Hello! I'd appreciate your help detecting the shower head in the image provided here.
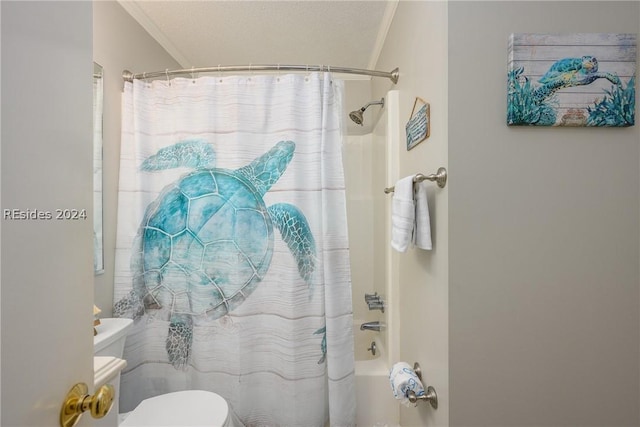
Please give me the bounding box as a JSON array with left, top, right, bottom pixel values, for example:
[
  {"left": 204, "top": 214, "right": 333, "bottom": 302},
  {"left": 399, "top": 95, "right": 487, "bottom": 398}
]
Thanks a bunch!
[
  {"left": 349, "top": 98, "right": 385, "bottom": 125},
  {"left": 349, "top": 110, "right": 364, "bottom": 125}
]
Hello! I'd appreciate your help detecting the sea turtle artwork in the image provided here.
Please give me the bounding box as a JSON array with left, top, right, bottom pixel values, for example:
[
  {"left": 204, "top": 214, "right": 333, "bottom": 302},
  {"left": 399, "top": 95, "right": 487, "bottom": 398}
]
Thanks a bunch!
[
  {"left": 507, "top": 33, "right": 636, "bottom": 126},
  {"left": 532, "top": 56, "right": 621, "bottom": 103},
  {"left": 114, "top": 139, "right": 320, "bottom": 368}
]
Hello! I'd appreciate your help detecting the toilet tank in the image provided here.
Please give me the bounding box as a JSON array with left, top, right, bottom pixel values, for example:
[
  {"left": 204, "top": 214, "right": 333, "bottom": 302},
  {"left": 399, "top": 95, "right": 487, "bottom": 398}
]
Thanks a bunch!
[{"left": 94, "top": 318, "right": 133, "bottom": 357}]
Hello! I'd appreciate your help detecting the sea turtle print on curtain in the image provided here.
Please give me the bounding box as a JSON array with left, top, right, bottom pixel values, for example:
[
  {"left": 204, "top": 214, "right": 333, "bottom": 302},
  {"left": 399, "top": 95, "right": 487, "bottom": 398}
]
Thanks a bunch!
[
  {"left": 114, "top": 139, "right": 319, "bottom": 368},
  {"left": 508, "top": 33, "right": 636, "bottom": 126},
  {"left": 115, "top": 73, "right": 355, "bottom": 426}
]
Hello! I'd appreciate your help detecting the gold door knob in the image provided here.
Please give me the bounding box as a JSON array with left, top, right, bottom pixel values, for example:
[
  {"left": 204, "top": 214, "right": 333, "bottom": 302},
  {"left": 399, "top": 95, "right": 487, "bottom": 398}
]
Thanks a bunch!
[{"left": 60, "top": 382, "right": 114, "bottom": 427}]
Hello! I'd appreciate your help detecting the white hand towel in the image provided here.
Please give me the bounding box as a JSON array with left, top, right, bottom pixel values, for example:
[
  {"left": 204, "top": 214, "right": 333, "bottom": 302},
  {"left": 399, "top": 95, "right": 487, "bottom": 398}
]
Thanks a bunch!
[
  {"left": 390, "top": 176, "right": 415, "bottom": 252},
  {"left": 389, "top": 362, "right": 425, "bottom": 407},
  {"left": 413, "top": 181, "right": 432, "bottom": 250}
]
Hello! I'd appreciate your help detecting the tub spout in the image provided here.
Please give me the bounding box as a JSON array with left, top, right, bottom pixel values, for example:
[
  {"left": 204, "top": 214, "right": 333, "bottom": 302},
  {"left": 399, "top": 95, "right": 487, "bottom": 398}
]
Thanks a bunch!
[{"left": 360, "top": 321, "right": 385, "bottom": 332}]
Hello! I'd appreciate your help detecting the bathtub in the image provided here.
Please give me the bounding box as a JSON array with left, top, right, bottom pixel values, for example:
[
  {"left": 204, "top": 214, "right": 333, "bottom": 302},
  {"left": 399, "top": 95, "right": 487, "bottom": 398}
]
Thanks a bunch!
[{"left": 354, "top": 322, "right": 399, "bottom": 427}]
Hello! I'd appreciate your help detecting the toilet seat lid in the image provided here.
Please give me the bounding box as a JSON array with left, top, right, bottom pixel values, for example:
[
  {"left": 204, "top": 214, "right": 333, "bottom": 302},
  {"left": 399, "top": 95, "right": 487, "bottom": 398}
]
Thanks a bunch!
[{"left": 120, "top": 390, "right": 229, "bottom": 427}]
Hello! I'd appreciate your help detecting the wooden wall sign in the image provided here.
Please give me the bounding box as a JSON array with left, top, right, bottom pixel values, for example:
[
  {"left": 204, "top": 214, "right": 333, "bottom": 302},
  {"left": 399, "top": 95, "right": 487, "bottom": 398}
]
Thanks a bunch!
[{"left": 406, "top": 97, "right": 430, "bottom": 150}]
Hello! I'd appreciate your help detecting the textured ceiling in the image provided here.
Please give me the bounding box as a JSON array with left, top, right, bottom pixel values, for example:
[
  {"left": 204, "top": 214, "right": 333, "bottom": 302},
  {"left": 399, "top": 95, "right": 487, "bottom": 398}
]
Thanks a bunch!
[{"left": 119, "top": 1, "right": 395, "bottom": 71}]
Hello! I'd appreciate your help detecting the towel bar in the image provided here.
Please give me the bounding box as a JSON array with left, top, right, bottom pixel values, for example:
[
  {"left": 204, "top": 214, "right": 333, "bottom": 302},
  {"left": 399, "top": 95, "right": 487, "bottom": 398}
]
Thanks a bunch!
[{"left": 384, "top": 167, "right": 447, "bottom": 193}]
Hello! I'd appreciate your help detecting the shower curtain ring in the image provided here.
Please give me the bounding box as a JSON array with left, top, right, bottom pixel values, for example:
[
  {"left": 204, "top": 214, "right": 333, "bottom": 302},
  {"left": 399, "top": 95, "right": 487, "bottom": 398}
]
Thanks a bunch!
[{"left": 165, "top": 69, "right": 171, "bottom": 85}]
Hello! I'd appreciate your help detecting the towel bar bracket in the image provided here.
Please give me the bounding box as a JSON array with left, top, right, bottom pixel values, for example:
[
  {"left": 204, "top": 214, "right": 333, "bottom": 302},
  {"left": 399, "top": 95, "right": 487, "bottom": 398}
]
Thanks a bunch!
[
  {"left": 430, "top": 167, "right": 448, "bottom": 189},
  {"left": 384, "top": 167, "right": 447, "bottom": 194}
]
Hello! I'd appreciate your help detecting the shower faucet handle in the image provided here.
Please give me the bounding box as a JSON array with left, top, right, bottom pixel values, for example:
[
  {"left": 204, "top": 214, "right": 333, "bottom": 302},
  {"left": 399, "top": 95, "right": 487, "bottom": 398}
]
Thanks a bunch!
[
  {"left": 365, "top": 292, "right": 385, "bottom": 313},
  {"left": 364, "top": 292, "right": 379, "bottom": 302},
  {"left": 367, "top": 300, "right": 385, "bottom": 313}
]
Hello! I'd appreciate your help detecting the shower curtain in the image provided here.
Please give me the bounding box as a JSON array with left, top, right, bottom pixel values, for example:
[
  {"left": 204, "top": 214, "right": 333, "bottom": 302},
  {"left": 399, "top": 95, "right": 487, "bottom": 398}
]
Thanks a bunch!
[{"left": 114, "top": 73, "right": 355, "bottom": 426}]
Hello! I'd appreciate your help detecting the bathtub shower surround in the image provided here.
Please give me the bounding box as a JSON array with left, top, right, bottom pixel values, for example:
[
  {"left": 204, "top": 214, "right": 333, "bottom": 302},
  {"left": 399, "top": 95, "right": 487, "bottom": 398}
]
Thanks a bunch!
[
  {"left": 114, "top": 73, "right": 355, "bottom": 426},
  {"left": 344, "top": 90, "right": 404, "bottom": 427}
]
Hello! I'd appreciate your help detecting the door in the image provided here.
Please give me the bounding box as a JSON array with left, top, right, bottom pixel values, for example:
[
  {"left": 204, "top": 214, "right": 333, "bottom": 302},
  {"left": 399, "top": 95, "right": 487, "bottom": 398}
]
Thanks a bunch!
[{"left": 1, "top": 2, "right": 95, "bottom": 426}]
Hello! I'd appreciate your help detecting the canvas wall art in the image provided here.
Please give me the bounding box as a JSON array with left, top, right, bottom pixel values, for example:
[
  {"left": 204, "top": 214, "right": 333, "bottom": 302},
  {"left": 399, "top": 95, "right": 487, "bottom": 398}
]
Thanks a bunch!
[{"left": 508, "top": 33, "right": 636, "bottom": 127}]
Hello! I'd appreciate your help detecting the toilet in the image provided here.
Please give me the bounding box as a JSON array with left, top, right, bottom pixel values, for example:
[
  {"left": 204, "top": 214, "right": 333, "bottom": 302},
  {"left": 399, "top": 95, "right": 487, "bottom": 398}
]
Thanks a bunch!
[{"left": 94, "top": 318, "right": 244, "bottom": 427}]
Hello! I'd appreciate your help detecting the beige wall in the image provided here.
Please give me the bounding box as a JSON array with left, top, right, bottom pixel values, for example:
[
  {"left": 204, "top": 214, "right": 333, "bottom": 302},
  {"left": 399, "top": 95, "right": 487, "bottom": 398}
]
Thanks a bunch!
[
  {"left": 375, "top": 1, "right": 639, "bottom": 426},
  {"left": 93, "top": 1, "right": 180, "bottom": 316},
  {"left": 374, "top": 2, "right": 450, "bottom": 426},
  {"left": 449, "top": 2, "right": 640, "bottom": 426}
]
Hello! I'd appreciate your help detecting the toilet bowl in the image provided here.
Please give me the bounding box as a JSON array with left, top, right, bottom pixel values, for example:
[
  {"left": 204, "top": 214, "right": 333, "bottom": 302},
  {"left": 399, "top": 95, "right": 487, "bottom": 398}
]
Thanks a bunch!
[
  {"left": 94, "top": 318, "right": 243, "bottom": 427},
  {"left": 120, "top": 390, "right": 233, "bottom": 427}
]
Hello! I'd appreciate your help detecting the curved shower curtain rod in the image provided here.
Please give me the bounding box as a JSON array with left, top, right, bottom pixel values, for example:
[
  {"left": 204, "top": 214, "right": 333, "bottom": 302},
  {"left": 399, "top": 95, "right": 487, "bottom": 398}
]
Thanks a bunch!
[{"left": 122, "top": 65, "right": 399, "bottom": 84}]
